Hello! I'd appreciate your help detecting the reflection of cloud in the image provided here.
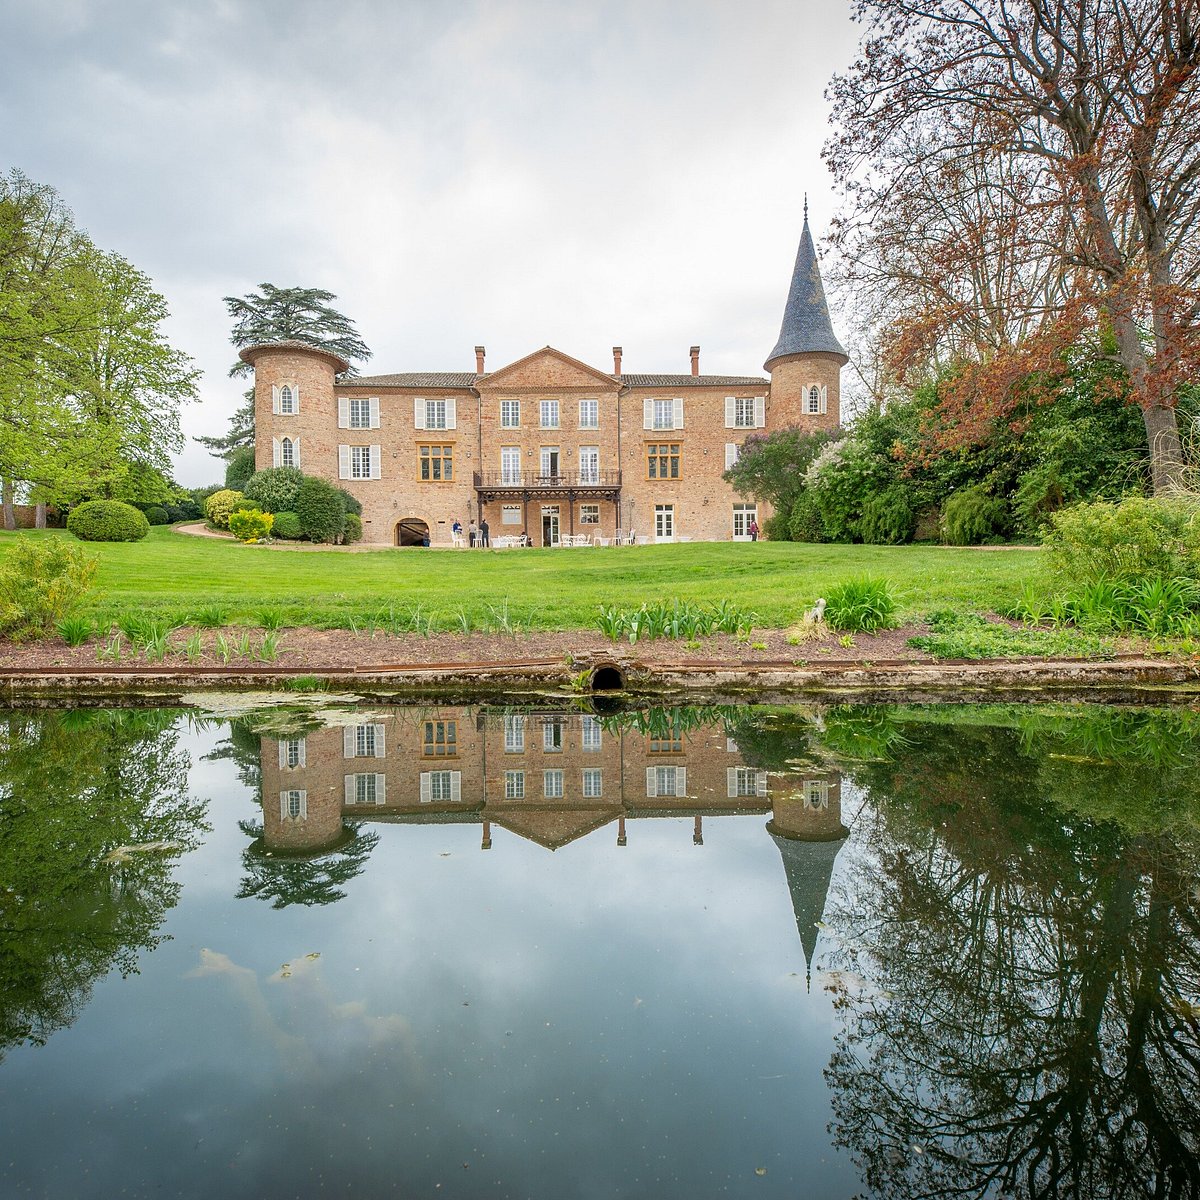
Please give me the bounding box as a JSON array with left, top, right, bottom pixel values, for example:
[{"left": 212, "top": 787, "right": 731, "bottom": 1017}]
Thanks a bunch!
[{"left": 187, "top": 948, "right": 415, "bottom": 1075}]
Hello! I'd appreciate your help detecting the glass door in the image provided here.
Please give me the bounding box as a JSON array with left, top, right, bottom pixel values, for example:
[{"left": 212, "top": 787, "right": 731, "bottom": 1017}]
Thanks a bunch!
[
  {"left": 541, "top": 505, "right": 560, "bottom": 547},
  {"left": 579, "top": 445, "right": 599, "bottom": 484},
  {"left": 654, "top": 504, "right": 675, "bottom": 543},
  {"left": 500, "top": 446, "right": 521, "bottom": 484},
  {"left": 732, "top": 504, "right": 757, "bottom": 541},
  {"left": 540, "top": 447, "right": 560, "bottom": 482}
]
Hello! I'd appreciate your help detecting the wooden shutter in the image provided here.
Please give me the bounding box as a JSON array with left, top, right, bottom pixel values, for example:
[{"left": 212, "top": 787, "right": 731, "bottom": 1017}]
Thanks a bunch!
[
  {"left": 414, "top": 398, "right": 426, "bottom": 429},
  {"left": 724, "top": 443, "right": 738, "bottom": 469},
  {"left": 419, "top": 772, "right": 432, "bottom": 803},
  {"left": 338, "top": 397, "right": 349, "bottom": 428},
  {"left": 645, "top": 767, "right": 657, "bottom": 798},
  {"left": 450, "top": 771, "right": 461, "bottom": 801},
  {"left": 675, "top": 767, "right": 687, "bottom": 797},
  {"left": 756, "top": 771, "right": 768, "bottom": 797},
  {"left": 271, "top": 384, "right": 280, "bottom": 414},
  {"left": 338, "top": 445, "right": 351, "bottom": 480},
  {"left": 445, "top": 397, "right": 456, "bottom": 430},
  {"left": 279, "top": 742, "right": 289, "bottom": 769},
  {"left": 293, "top": 437, "right": 301, "bottom": 470},
  {"left": 754, "top": 396, "right": 766, "bottom": 427},
  {"left": 272, "top": 438, "right": 281, "bottom": 468},
  {"left": 343, "top": 727, "right": 356, "bottom": 758},
  {"left": 820, "top": 386, "right": 828, "bottom": 415},
  {"left": 297, "top": 738, "right": 306, "bottom": 767},
  {"left": 293, "top": 385, "right": 300, "bottom": 413},
  {"left": 673, "top": 397, "right": 684, "bottom": 429},
  {"left": 372, "top": 724, "right": 386, "bottom": 757},
  {"left": 643, "top": 399, "right": 654, "bottom": 430},
  {"left": 344, "top": 775, "right": 355, "bottom": 804},
  {"left": 369, "top": 446, "right": 382, "bottom": 480},
  {"left": 374, "top": 774, "right": 387, "bottom": 805},
  {"left": 369, "top": 397, "right": 380, "bottom": 429},
  {"left": 727, "top": 767, "right": 737, "bottom": 799},
  {"left": 724, "top": 397, "right": 736, "bottom": 428}
]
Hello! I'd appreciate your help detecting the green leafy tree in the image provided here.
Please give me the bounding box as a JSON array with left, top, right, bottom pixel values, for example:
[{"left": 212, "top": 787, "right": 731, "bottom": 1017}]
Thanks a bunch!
[{"left": 197, "top": 284, "right": 371, "bottom": 460}]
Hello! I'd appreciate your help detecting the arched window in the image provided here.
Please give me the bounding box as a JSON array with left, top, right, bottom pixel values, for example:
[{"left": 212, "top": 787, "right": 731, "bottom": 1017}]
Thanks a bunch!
[
  {"left": 807, "top": 385, "right": 821, "bottom": 414},
  {"left": 279, "top": 384, "right": 295, "bottom": 414},
  {"left": 281, "top": 437, "right": 295, "bottom": 468}
]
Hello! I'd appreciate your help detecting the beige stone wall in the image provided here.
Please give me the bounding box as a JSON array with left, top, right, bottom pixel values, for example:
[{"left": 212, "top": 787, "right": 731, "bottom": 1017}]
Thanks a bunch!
[
  {"left": 766, "top": 353, "right": 843, "bottom": 433},
  {"left": 252, "top": 347, "right": 339, "bottom": 478}
]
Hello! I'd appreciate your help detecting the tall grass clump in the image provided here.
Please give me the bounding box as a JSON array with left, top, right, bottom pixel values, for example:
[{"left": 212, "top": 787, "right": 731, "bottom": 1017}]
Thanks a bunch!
[{"left": 823, "top": 577, "right": 898, "bottom": 633}]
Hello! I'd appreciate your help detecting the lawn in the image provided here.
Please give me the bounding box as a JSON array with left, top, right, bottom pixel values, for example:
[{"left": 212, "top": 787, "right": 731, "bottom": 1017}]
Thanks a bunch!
[{"left": 0, "top": 527, "right": 1042, "bottom": 632}]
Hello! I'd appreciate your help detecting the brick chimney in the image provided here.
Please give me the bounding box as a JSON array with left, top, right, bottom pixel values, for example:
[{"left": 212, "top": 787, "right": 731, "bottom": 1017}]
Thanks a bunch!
[
  {"left": 474, "top": 345, "right": 486, "bottom": 374},
  {"left": 612, "top": 346, "right": 623, "bottom": 376},
  {"left": 690, "top": 345, "right": 700, "bottom": 376}
]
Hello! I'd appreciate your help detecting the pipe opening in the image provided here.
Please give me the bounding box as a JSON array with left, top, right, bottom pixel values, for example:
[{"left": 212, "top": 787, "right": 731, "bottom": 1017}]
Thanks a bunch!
[{"left": 590, "top": 664, "right": 625, "bottom": 692}]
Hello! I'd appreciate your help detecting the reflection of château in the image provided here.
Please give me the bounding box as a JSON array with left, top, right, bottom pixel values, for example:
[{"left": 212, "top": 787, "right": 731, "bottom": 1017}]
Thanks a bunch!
[{"left": 256, "top": 708, "right": 848, "bottom": 977}]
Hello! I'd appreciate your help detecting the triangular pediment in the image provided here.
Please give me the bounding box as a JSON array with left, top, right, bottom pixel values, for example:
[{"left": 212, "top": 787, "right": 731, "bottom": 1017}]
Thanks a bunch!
[
  {"left": 479, "top": 346, "right": 618, "bottom": 391},
  {"left": 491, "top": 807, "right": 618, "bottom": 850}
]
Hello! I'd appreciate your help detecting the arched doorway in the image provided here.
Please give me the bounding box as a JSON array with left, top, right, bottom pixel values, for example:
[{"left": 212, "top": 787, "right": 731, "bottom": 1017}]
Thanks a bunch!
[{"left": 395, "top": 518, "right": 430, "bottom": 547}]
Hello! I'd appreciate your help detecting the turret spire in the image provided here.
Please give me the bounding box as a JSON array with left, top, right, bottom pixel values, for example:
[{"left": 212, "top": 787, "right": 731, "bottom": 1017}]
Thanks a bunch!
[{"left": 764, "top": 206, "right": 848, "bottom": 372}]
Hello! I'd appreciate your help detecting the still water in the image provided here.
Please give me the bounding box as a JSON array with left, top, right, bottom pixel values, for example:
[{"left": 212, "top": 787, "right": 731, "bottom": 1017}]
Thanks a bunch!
[{"left": 1, "top": 700, "right": 1198, "bottom": 1199}]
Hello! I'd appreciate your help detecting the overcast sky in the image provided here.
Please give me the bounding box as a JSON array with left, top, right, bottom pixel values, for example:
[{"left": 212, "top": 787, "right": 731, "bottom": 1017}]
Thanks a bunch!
[{"left": 1, "top": 0, "right": 861, "bottom": 486}]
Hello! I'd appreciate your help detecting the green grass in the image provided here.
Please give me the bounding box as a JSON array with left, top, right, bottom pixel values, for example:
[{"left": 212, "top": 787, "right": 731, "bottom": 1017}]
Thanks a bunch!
[
  {"left": 0, "top": 527, "right": 1041, "bottom": 632},
  {"left": 908, "top": 611, "right": 1114, "bottom": 660}
]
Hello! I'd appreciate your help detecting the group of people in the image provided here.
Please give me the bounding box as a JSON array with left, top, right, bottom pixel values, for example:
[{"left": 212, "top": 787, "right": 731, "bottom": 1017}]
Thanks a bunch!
[{"left": 452, "top": 518, "right": 492, "bottom": 548}]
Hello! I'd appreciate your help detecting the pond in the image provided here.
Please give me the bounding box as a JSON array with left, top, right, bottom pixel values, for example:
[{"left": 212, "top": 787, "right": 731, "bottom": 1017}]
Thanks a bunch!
[{"left": 1, "top": 699, "right": 1198, "bottom": 1199}]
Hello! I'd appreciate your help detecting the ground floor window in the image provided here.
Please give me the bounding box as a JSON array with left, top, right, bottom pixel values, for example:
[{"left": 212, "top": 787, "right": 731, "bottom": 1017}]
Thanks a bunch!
[
  {"left": 543, "top": 769, "right": 564, "bottom": 799},
  {"left": 803, "top": 780, "right": 830, "bottom": 810},
  {"left": 582, "top": 768, "right": 603, "bottom": 798},
  {"left": 579, "top": 504, "right": 600, "bottom": 525},
  {"left": 733, "top": 503, "right": 758, "bottom": 541},
  {"left": 728, "top": 767, "right": 767, "bottom": 798},
  {"left": 654, "top": 504, "right": 675, "bottom": 542},
  {"left": 421, "top": 770, "right": 460, "bottom": 802},
  {"left": 423, "top": 719, "right": 457, "bottom": 757},
  {"left": 502, "top": 504, "right": 522, "bottom": 525},
  {"left": 505, "top": 770, "right": 525, "bottom": 799},
  {"left": 347, "top": 773, "right": 386, "bottom": 805}
]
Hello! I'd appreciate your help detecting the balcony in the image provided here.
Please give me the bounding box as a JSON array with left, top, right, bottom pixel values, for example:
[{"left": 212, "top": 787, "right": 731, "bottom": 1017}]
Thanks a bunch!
[{"left": 473, "top": 470, "right": 622, "bottom": 500}]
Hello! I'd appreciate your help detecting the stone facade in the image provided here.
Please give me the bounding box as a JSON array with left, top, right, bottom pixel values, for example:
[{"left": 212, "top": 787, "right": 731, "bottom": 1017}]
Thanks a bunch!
[{"left": 245, "top": 218, "right": 847, "bottom": 546}]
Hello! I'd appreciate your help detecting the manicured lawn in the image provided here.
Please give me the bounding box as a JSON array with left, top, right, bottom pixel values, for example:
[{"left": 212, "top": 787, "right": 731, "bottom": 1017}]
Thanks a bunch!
[{"left": 0, "top": 527, "right": 1042, "bottom": 631}]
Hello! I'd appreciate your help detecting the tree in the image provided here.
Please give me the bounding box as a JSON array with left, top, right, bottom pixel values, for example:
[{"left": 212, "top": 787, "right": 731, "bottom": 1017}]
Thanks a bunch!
[
  {"left": 827, "top": 0, "right": 1200, "bottom": 493},
  {"left": 197, "top": 284, "right": 372, "bottom": 460},
  {"left": 722, "top": 425, "right": 841, "bottom": 534}
]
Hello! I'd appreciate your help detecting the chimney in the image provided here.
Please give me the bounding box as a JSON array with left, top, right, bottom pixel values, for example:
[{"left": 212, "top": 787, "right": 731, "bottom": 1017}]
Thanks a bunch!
[
  {"left": 474, "top": 345, "right": 486, "bottom": 375},
  {"left": 690, "top": 345, "right": 700, "bottom": 377},
  {"left": 612, "top": 346, "right": 623, "bottom": 376}
]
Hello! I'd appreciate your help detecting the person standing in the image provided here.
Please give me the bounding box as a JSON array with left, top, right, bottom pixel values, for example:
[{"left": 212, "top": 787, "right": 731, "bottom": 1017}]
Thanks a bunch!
[
  {"left": 469, "top": 519, "right": 478, "bottom": 548},
  {"left": 479, "top": 518, "right": 490, "bottom": 548},
  {"left": 749, "top": 517, "right": 759, "bottom": 542}
]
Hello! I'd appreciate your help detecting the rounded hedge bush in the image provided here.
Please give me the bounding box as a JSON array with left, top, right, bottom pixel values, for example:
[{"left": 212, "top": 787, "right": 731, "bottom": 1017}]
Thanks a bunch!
[
  {"left": 204, "top": 489, "right": 244, "bottom": 530},
  {"left": 144, "top": 505, "right": 170, "bottom": 526},
  {"left": 272, "top": 511, "right": 303, "bottom": 540},
  {"left": 228, "top": 510, "right": 274, "bottom": 543},
  {"left": 67, "top": 500, "right": 151, "bottom": 543},
  {"left": 244, "top": 467, "right": 306, "bottom": 514},
  {"left": 295, "top": 477, "right": 346, "bottom": 543},
  {"left": 343, "top": 513, "right": 363, "bottom": 544}
]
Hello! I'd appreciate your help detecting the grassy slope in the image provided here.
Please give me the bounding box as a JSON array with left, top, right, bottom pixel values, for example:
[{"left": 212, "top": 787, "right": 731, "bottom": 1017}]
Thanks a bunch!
[{"left": 0, "top": 527, "right": 1040, "bottom": 630}]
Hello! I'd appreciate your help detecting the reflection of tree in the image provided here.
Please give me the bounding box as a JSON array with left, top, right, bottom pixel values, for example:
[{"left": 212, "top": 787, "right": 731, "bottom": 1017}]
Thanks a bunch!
[
  {"left": 202, "top": 717, "right": 263, "bottom": 792},
  {"left": 0, "top": 710, "right": 207, "bottom": 1054},
  {"left": 822, "top": 715, "right": 1200, "bottom": 1200},
  {"left": 236, "top": 822, "right": 379, "bottom": 909}
]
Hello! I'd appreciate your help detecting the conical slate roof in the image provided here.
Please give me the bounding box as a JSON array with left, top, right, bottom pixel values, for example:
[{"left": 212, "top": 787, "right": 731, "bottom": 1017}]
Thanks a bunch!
[
  {"left": 764, "top": 214, "right": 848, "bottom": 371},
  {"left": 769, "top": 826, "right": 847, "bottom": 990}
]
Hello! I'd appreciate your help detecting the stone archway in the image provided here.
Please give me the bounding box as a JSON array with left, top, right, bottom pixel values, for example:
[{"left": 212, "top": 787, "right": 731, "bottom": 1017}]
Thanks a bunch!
[{"left": 395, "top": 518, "right": 430, "bottom": 547}]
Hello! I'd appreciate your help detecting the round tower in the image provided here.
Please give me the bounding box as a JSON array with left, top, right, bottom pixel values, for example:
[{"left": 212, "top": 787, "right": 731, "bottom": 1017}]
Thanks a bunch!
[
  {"left": 764, "top": 203, "right": 848, "bottom": 433},
  {"left": 238, "top": 340, "right": 349, "bottom": 475}
]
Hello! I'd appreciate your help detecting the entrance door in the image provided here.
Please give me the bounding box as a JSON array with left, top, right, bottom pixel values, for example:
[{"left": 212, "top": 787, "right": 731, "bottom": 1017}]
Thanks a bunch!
[
  {"left": 732, "top": 504, "right": 757, "bottom": 541},
  {"left": 654, "top": 504, "right": 675, "bottom": 543},
  {"left": 541, "top": 505, "right": 560, "bottom": 547},
  {"left": 396, "top": 518, "right": 430, "bottom": 547}
]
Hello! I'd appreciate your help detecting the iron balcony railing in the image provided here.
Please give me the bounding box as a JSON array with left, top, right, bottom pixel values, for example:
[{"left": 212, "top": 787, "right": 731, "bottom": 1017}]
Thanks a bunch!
[{"left": 473, "top": 470, "right": 622, "bottom": 489}]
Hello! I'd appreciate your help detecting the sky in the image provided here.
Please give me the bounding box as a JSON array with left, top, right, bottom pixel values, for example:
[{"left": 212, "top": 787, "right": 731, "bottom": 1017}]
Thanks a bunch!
[{"left": 0, "top": 0, "right": 863, "bottom": 487}]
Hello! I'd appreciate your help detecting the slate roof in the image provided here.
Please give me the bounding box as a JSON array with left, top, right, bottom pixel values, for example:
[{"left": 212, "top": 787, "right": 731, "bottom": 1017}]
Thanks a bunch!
[
  {"left": 770, "top": 827, "right": 848, "bottom": 990},
  {"left": 764, "top": 217, "right": 848, "bottom": 370}
]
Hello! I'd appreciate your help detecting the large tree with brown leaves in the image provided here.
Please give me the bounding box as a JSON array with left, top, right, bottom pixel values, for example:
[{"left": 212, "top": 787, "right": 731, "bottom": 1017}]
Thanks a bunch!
[{"left": 826, "top": 0, "right": 1200, "bottom": 493}]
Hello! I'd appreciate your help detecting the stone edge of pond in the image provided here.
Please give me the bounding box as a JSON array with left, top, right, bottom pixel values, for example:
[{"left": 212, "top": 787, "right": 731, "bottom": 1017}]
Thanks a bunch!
[{"left": 1, "top": 655, "right": 1198, "bottom": 707}]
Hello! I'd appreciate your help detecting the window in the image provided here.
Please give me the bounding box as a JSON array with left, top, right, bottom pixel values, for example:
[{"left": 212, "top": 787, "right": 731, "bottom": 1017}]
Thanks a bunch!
[
  {"left": 501, "top": 399, "right": 520, "bottom": 428},
  {"left": 280, "top": 789, "right": 307, "bottom": 819},
  {"left": 648, "top": 398, "right": 678, "bottom": 430},
  {"left": 344, "top": 723, "right": 384, "bottom": 759},
  {"left": 803, "top": 780, "right": 830, "bottom": 809},
  {"left": 579, "top": 398, "right": 599, "bottom": 429},
  {"left": 654, "top": 504, "right": 675, "bottom": 542},
  {"left": 647, "top": 443, "right": 681, "bottom": 480},
  {"left": 543, "top": 769, "right": 564, "bottom": 799},
  {"left": 540, "top": 399, "right": 560, "bottom": 429},
  {"left": 279, "top": 385, "right": 296, "bottom": 414},
  {"left": 735, "top": 397, "right": 755, "bottom": 427},
  {"left": 543, "top": 720, "right": 564, "bottom": 752},
  {"left": 579, "top": 504, "right": 600, "bottom": 526},
  {"left": 806, "top": 385, "right": 827, "bottom": 415},
  {"left": 646, "top": 765, "right": 686, "bottom": 797},
  {"left": 725, "top": 443, "right": 740, "bottom": 469},
  {"left": 281, "top": 737, "right": 304, "bottom": 769},
  {"left": 502, "top": 504, "right": 522, "bottom": 525},
  {"left": 725, "top": 396, "right": 764, "bottom": 428},
  {"left": 418, "top": 444, "right": 454, "bottom": 482},
  {"left": 582, "top": 768, "right": 603, "bottom": 798},
  {"left": 349, "top": 397, "right": 372, "bottom": 428},
  {"left": 425, "top": 399, "right": 448, "bottom": 429},
  {"left": 353, "top": 773, "right": 379, "bottom": 805},
  {"left": 280, "top": 437, "right": 296, "bottom": 468},
  {"left": 339, "top": 445, "right": 380, "bottom": 480},
  {"left": 339, "top": 397, "right": 379, "bottom": 429},
  {"left": 413, "top": 397, "right": 456, "bottom": 430},
  {"left": 733, "top": 504, "right": 758, "bottom": 540},
  {"left": 505, "top": 770, "right": 525, "bottom": 799},
  {"left": 421, "top": 770, "right": 460, "bottom": 802},
  {"left": 578, "top": 446, "right": 599, "bottom": 484},
  {"left": 423, "top": 719, "right": 457, "bottom": 757},
  {"left": 649, "top": 725, "right": 683, "bottom": 754},
  {"left": 728, "top": 767, "right": 767, "bottom": 798},
  {"left": 581, "top": 716, "right": 602, "bottom": 751},
  {"left": 504, "top": 715, "right": 525, "bottom": 753},
  {"left": 540, "top": 447, "right": 560, "bottom": 479},
  {"left": 501, "top": 446, "right": 521, "bottom": 484}
]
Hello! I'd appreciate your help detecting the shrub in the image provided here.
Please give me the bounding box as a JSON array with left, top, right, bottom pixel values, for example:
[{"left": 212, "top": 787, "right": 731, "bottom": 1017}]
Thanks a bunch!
[
  {"left": 67, "top": 499, "right": 150, "bottom": 543},
  {"left": 144, "top": 505, "right": 170, "bottom": 526},
  {"left": 0, "top": 537, "right": 98, "bottom": 641},
  {"left": 343, "top": 512, "right": 363, "bottom": 544},
  {"left": 338, "top": 488, "right": 363, "bottom": 517},
  {"left": 231, "top": 499, "right": 262, "bottom": 515},
  {"left": 787, "top": 493, "right": 829, "bottom": 543},
  {"left": 762, "top": 512, "right": 793, "bottom": 542},
  {"left": 243, "top": 466, "right": 306, "bottom": 514},
  {"left": 272, "top": 511, "right": 303, "bottom": 540},
  {"left": 940, "top": 486, "right": 1007, "bottom": 545},
  {"left": 204, "top": 489, "right": 244, "bottom": 530},
  {"left": 1043, "top": 497, "right": 1200, "bottom": 587},
  {"left": 804, "top": 438, "right": 894, "bottom": 542},
  {"left": 824, "top": 576, "right": 898, "bottom": 633},
  {"left": 858, "top": 487, "right": 916, "bottom": 545},
  {"left": 228, "top": 510, "right": 275, "bottom": 543},
  {"left": 294, "top": 477, "right": 346, "bottom": 543},
  {"left": 225, "top": 445, "right": 257, "bottom": 491}
]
